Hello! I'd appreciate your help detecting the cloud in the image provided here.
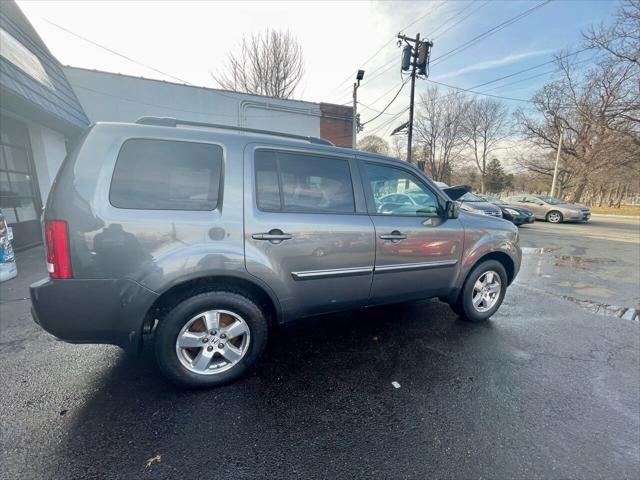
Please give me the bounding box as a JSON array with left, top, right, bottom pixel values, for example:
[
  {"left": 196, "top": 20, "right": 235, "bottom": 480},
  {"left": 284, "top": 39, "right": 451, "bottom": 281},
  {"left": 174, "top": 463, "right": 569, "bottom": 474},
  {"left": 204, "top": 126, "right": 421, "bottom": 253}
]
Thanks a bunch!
[{"left": 434, "top": 49, "right": 555, "bottom": 81}]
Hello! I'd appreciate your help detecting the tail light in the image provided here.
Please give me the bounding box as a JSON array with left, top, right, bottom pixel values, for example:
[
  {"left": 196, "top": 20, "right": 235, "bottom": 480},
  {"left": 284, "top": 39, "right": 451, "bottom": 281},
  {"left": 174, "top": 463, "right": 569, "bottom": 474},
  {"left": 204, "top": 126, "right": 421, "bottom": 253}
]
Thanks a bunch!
[{"left": 45, "top": 220, "right": 73, "bottom": 279}]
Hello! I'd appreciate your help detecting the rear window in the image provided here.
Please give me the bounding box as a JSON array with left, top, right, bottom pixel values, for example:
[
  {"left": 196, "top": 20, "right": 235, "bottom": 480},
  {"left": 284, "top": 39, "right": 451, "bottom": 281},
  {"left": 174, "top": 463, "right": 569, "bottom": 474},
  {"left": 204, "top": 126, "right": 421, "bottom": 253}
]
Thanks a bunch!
[
  {"left": 255, "top": 149, "right": 354, "bottom": 213},
  {"left": 110, "top": 139, "right": 222, "bottom": 210}
]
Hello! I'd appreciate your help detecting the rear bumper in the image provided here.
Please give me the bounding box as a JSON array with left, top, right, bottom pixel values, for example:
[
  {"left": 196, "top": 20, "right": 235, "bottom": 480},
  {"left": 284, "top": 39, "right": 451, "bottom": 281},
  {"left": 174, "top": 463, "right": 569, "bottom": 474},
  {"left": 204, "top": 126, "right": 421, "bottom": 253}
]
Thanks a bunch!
[{"left": 30, "top": 277, "right": 159, "bottom": 352}]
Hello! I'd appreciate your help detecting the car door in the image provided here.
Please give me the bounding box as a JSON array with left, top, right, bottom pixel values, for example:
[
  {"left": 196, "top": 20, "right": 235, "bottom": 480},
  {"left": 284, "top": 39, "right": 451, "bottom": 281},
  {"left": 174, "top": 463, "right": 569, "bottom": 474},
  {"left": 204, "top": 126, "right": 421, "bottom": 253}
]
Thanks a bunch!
[
  {"left": 359, "top": 159, "right": 464, "bottom": 304},
  {"left": 523, "top": 196, "right": 547, "bottom": 218},
  {"left": 244, "top": 145, "right": 375, "bottom": 320}
]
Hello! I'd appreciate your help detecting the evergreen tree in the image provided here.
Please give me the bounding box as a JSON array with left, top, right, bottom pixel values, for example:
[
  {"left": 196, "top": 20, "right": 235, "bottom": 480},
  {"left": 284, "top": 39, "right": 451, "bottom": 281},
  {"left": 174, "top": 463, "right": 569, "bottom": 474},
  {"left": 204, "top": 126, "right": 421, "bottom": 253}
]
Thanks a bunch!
[{"left": 485, "top": 158, "right": 513, "bottom": 193}]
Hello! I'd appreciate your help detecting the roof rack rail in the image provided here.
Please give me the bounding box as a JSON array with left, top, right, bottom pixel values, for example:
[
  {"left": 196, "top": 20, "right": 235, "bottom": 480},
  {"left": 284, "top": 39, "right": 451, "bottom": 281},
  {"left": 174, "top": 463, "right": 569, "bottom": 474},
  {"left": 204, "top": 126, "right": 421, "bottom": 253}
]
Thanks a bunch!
[{"left": 135, "top": 116, "right": 334, "bottom": 146}]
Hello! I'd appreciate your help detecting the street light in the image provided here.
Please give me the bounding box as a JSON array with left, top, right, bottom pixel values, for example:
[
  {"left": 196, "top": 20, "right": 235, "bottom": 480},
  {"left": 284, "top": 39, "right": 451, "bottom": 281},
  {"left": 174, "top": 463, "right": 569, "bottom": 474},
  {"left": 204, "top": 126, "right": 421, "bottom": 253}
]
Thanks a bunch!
[
  {"left": 548, "top": 111, "right": 568, "bottom": 198},
  {"left": 550, "top": 127, "right": 563, "bottom": 198},
  {"left": 353, "top": 70, "right": 365, "bottom": 148}
]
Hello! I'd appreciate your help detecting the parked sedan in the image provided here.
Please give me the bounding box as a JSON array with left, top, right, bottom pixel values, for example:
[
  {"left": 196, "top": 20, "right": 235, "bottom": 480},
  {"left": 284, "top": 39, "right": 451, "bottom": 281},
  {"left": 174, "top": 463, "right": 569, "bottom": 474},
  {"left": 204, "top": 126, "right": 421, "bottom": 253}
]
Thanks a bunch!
[
  {"left": 481, "top": 196, "right": 535, "bottom": 226},
  {"left": 506, "top": 194, "right": 591, "bottom": 223}
]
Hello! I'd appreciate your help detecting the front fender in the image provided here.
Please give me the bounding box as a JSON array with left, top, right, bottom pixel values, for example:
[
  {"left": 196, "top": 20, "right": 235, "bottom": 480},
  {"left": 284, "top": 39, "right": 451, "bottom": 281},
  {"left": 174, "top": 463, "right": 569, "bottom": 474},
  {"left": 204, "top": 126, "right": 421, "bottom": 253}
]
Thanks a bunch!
[{"left": 457, "top": 233, "right": 521, "bottom": 289}]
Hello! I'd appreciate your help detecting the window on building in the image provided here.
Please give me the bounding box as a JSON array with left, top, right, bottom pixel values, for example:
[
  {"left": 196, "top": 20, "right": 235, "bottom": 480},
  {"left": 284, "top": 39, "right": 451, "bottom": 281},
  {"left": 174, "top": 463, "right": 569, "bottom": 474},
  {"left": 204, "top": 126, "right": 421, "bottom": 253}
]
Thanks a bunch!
[
  {"left": 254, "top": 149, "right": 355, "bottom": 213},
  {"left": 110, "top": 139, "right": 223, "bottom": 211}
]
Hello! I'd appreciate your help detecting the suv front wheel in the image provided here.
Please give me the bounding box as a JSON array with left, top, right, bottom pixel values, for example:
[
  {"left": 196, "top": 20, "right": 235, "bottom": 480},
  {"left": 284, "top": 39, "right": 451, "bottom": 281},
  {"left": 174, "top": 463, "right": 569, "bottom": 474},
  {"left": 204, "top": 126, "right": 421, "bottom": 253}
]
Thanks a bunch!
[
  {"left": 155, "top": 291, "right": 269, "bottom": 388},
  {"left": 451, "top": 260, "right": 507, "bottom": 322}
]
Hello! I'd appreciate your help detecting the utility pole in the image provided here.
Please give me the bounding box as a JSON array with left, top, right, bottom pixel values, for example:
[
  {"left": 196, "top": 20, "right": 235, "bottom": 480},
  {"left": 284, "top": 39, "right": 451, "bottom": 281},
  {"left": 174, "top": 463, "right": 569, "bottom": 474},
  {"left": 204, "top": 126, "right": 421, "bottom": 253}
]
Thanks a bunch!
[
  {"left": 550, "top": 128, "right": 562, "bottom": 197},
  {"left": 396, "top": 33, "right": 433, "bottom": 163},
  {"left": 352, "top": 69, "right": 365, "bottom": 149},
  {"left": 407, "top": 33, "right": 419, "bottom": 164}
]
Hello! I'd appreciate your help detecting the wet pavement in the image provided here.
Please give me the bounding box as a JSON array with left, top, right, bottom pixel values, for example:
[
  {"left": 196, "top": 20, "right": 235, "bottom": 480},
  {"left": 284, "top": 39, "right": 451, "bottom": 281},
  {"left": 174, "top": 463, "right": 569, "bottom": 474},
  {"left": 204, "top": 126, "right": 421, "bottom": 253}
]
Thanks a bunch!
[
  {"left": 1, "top": 220, "right": 639, "bottom": 479},
  {"left": 517, "top": 215, "right": 640, "bottom": 317}
]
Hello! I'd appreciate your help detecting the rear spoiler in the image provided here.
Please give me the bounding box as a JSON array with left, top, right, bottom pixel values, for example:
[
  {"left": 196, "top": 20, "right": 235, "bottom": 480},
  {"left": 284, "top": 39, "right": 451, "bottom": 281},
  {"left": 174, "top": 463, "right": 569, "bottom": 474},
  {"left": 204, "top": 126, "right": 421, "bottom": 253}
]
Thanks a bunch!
[{"left": 441, "top": 185, "right": 471, "bottom": 201}]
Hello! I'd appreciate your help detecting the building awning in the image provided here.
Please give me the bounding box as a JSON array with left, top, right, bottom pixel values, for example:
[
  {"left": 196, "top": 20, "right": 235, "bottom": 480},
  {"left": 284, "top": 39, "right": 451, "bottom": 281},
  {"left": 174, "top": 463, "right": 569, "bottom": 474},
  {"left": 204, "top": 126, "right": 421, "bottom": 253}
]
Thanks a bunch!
[{"left": 0, "top": 2, "right": 89, "bottom": 133}]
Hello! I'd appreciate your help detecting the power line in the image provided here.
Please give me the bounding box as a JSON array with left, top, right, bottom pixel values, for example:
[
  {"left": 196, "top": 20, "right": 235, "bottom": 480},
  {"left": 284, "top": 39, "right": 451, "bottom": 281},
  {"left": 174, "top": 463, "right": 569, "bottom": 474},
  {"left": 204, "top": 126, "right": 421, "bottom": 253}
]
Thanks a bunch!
[
  {"left": 362, "top": 78, "right": 410, "bottom": 125},
  {"left": 468, "top": 47, "right": 590, "bottom": 90},
  {"left": 426, "top": 78, "right": 532, "bottom": 103},
  {"left": 329, "top": 1, "right": 446, "bottom": 94},
  {"left": 358, "top": 101, "right": 404, "bottom": 116},
  {"left": 430, "top": 0, "right": 552, "bottom": 67},
  {"left": 367, "top": 107, "right": 409, "bottom": 136},
  {"left": 432, "top": 0, "right": 492, "bottom": 40},
  {"left": 480, "top": 54, "right": 599, "bottom": 93},
  {"left": 43, "top": 18, "right": 248, "bottom": 102},
  {"left": 355, "top": 1, "right": 494, "bottom": 91},
  {"left": 43, "top": 18, "right": 194, "bottom": 86}
]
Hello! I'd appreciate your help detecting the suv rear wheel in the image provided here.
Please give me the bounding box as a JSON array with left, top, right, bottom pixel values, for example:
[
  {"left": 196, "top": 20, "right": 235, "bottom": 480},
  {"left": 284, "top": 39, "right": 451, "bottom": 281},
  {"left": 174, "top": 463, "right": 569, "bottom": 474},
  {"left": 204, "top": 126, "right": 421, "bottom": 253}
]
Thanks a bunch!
[
  {"left": 155, "top": 291, "right": 269, "bottom": 388},
  {"left": 451, "top": 260, "right": 507, "bottom": 323}
]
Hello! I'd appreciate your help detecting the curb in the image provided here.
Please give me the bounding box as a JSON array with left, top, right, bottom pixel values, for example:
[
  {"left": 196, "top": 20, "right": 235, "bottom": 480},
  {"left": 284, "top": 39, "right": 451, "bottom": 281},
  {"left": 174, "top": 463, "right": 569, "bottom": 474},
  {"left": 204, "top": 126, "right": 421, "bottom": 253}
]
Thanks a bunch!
[{"left": 590, "top": 213, "right": 640, "bottom": 219}]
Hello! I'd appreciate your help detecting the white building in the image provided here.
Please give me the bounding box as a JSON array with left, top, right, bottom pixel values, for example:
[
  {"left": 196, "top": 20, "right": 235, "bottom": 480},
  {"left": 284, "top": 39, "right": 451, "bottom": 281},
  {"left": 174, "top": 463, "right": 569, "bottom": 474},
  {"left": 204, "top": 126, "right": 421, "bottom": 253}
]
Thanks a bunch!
[{"left": 64, "top": 67, "right": 353, "bottom": 148}]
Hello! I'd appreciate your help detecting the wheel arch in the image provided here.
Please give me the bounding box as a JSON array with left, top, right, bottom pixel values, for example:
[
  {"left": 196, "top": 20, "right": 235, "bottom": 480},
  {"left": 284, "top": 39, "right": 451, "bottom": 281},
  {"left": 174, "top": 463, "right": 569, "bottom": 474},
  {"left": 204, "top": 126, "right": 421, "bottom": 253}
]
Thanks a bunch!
[
  {"left": 474, "top": 251, "right": 515, "bottom": 285},
  {"left": 447, "top": 250, "right": 516, "bottom": 305},
  {"left": 141, "top": 273, "right": 282, "bottom": 338}
]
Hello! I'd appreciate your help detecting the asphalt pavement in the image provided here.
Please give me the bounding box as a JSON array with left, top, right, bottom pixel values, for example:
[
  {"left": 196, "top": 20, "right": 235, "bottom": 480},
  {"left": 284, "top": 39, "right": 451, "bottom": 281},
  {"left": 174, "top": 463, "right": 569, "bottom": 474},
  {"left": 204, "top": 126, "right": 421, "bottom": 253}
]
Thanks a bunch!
[
  {"left": 1, "top": 219, "right": 639, "bottom": 479},
  {"left": 517, "top": 215, "right": 640, "bottom": 312}
]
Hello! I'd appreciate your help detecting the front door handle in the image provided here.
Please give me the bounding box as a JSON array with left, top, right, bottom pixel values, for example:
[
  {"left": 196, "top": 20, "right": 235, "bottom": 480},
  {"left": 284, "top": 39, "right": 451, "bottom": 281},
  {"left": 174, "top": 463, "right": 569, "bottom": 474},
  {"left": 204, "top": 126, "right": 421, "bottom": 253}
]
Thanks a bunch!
[
  {"left": 379, "top": 231, "right": 407, "bottom": 242},
  {"left": 252, "top": 229, "right": 293, "bottom": 242}
]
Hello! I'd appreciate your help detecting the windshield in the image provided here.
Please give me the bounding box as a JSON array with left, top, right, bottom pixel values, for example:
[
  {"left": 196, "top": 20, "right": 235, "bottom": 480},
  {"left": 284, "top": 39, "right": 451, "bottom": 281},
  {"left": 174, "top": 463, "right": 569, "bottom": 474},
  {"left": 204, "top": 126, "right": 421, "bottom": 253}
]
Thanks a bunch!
[
  {"left": 484, "top": 196, "right": 507, "bottom": 205},
  {"left": 459, "top": 191, "right": 484, "bottom": 202},
  {"left": 536, "top": 195, "right": 563, "bottom": 205}
]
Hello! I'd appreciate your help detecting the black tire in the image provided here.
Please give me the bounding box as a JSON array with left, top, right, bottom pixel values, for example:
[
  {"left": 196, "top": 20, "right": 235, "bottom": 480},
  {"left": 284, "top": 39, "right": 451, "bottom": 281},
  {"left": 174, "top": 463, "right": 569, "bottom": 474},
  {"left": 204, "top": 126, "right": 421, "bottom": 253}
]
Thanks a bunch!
[
  {"left": 546, "top": 210, "right": 563, "bottom": 223},
  {"left": 451, "top": 260, "right": 508, "bottom": 323},
  {"left": 155, "top": 291, "right": 269, "bottom": 388}
]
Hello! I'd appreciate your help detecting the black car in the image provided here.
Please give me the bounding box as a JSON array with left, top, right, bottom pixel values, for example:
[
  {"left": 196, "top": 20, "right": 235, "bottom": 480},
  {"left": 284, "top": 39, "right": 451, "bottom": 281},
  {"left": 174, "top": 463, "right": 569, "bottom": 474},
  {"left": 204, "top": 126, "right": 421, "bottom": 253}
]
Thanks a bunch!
[{"left": 482, "top": 196, "right": 535, "bottom": 226}]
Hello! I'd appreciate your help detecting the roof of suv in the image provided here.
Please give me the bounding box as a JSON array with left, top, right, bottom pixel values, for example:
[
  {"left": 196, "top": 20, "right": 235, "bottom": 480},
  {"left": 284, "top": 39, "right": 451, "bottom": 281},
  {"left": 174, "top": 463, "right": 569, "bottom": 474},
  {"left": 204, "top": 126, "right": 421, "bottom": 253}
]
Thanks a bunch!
[{"left": 93, "top": 116, "right": 423, "bottom": 174}]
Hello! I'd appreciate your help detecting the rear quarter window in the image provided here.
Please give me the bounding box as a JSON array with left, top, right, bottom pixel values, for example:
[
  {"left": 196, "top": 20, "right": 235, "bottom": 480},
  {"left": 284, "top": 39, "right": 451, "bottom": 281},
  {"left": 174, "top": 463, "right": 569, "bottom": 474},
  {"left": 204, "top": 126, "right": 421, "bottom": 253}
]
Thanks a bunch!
[{"left": 110, "top": 139, "right": 223, "bottom": 210}]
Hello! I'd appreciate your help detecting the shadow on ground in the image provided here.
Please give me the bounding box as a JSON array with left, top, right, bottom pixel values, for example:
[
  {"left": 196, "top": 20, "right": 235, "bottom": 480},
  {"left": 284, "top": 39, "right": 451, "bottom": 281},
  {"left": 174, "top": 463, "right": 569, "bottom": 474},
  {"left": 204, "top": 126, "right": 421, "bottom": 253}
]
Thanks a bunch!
[{"left": 54, "top": 300, "right": 502, "bottom": 479}]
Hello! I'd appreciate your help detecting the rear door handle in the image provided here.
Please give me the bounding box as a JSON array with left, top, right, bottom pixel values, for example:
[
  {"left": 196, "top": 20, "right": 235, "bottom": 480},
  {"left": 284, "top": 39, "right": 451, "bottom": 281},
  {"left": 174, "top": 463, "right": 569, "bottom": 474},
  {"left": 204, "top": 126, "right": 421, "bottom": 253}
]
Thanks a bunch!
[
  {"left": 252, "top": 229, "right": 293, "bottom": 242},
  {"left": 379, "top": 231, "right": 407, "bottom": 241}
]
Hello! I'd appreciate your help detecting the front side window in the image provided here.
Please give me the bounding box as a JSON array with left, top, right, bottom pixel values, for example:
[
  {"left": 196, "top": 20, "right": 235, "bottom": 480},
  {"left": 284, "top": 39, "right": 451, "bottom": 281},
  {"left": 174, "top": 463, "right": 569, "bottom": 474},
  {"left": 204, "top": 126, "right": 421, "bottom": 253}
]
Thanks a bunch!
[
  {"left": 110, "top": 139, "right": 223, "bottom": 211},
  {"left": 363, "top": 162, "right": 439, "bottom": 217},
  {"left": 254, "top": 150, "right": 355, "bottom": 213}
]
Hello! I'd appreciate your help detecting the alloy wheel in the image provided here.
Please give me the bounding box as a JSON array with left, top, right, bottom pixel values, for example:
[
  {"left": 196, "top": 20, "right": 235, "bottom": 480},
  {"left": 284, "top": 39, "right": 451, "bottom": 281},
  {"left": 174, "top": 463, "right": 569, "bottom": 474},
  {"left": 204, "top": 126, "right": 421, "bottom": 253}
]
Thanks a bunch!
[
  {"left": 547, "top": 212, "right": 562, "bottom": 223},
  {"left": 471, "top": 270, "right": 502, "bottom": 313},
  {"left": 175, "top": 309, "right": 250, "bottom": 375}
]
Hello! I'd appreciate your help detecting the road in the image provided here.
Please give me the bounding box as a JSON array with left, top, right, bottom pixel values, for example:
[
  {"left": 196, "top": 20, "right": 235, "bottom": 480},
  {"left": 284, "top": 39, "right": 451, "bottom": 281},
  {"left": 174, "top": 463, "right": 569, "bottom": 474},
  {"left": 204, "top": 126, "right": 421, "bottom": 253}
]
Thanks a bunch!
[
  {"left": 1, "top": 219, "right": 639, "bottom": 479},
  {"left": 518, "top": 215, "right": 640, "bottom": 312}
]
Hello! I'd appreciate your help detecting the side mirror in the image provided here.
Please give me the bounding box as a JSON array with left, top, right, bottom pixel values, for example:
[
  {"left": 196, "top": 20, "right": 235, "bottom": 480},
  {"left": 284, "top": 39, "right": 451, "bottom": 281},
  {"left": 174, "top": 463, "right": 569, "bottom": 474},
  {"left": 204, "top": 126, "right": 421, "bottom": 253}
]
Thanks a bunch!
[{"left": 445, "top": 200, "right": 460, "bottom": 219}]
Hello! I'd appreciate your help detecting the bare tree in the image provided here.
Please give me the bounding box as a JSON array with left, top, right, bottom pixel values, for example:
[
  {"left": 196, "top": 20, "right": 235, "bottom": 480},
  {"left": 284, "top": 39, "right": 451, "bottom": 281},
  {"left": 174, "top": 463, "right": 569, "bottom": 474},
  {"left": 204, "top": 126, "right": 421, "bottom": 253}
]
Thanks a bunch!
[
  {"left": 390, "top": 135, "right": 407, "bottom": 161},
  {"left": 414, "top": 86, "right": 469, "bottom": 183},
  {"left": 583, "top": 0, "right": 640, "bottom": 70},
  {"left": 515, "top": 51, "right": 639, "bottom": 202},
  {"left": 213, "top": 29, "right": 305, "bottom": 99},
  {"left": 357, "top": 135, "right": 389, "bottom": 155},
  {"left": 462, "top": 97, "right": 509, "bottom": 193}
]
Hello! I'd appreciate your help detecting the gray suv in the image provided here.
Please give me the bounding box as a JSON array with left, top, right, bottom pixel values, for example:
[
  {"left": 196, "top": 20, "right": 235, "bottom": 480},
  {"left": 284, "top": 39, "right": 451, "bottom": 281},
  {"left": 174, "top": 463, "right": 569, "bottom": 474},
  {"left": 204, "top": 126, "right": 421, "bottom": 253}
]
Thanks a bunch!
[{"left": 31, "top": 118, "right": 521, "bottom": 388}]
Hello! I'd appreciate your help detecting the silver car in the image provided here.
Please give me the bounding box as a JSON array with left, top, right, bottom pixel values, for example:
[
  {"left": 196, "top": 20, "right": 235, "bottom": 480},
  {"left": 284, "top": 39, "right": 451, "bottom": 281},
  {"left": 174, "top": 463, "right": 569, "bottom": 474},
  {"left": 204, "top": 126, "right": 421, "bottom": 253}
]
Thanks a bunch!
[
  {"left": 506, "top": 194, "right": 591, "bottom": 223},
  {"left": 30, "top": 117, "right": 521, "bottom": 388}
]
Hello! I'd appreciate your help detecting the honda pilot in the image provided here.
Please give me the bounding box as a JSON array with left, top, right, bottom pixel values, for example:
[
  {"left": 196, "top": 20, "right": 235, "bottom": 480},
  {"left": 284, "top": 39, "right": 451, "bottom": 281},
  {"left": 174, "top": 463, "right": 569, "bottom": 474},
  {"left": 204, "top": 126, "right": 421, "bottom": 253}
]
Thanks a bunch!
[{"left": 31, "top": 117, "right": 521, "bottom": 387}]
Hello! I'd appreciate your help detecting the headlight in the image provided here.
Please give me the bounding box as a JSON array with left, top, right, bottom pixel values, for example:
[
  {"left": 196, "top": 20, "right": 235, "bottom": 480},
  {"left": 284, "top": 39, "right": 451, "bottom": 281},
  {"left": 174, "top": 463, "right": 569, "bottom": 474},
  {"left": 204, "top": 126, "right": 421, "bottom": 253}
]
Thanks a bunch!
[{"left": 505, "top": 208, "right": 520, "bottom": 216}]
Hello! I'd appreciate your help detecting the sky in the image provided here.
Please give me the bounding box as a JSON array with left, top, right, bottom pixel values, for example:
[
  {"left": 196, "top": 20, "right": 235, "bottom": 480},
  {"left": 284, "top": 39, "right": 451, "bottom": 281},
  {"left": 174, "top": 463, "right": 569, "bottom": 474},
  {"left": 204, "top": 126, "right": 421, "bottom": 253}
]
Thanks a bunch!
[{"left": 17, "top": 0, "right": 621, "bottom": 143}]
